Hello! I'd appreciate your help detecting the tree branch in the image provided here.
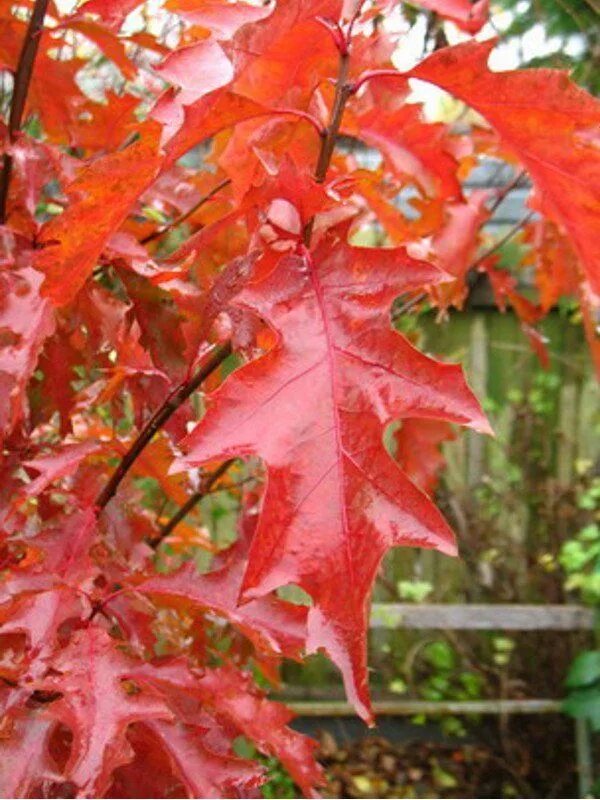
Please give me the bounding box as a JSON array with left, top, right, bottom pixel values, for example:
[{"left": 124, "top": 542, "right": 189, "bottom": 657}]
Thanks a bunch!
[
  {"left": 469, "top": 210, "right": 534, "bottom": 272},
  {"left": 95, "top": 342, "right": 232, "bottom": 512},
  {"left": 0, "top": 0, "right": 50, "bottom": 223},
  {"left": 141, "top": 177, "right": 231, "bottom": 245},
  {"left": 302, "top": 49, "right": 352, "bottom": 245},
  {"left": 150, "top": 458, "right": 236, "bottom": 548},
  {"left": 486, "top": 169, "right": 527, "bottom": 218}
]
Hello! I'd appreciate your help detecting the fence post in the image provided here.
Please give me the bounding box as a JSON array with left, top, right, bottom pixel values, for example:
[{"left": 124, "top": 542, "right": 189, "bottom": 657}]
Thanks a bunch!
[{"left": 575, "top": 716, "right": 594, "bottom": 797}]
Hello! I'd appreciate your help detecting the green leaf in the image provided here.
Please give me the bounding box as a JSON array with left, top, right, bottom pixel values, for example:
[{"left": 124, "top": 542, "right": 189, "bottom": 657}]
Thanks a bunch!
[
  {"left": 424, "top": 641, "right": 456, "bottom": 670},
  {"left": 563, "top": 687, "right": 600, "bottom": 731},
  {"left": 566, "top": 650, "right": 600, "bottom": 690}
]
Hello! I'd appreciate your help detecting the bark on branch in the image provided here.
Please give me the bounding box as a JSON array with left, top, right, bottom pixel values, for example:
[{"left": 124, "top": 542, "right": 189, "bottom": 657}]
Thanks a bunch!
[
  {"left": 0, "top": 0, "right": 50, "bottom": 222},
  {"left": 95, "top": 342, "right": 232, "bottom": 512}
]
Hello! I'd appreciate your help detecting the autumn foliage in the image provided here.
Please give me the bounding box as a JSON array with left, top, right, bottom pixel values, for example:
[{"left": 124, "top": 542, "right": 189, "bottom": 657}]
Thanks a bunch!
[{"left": 0, "top": 0, "right": 599, "bottom": 796}]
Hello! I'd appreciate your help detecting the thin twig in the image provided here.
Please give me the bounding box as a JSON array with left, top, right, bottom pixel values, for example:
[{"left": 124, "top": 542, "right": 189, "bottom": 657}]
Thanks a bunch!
[
  {"left": 141, "top": 177, "right": 231, "bottom": 245},
  {"left": 0, "top": 0, "right": 50, "bottom": 222},
  {"left": 487, "top": 169, "right": 527, "bottom": 218},
  {"left": 469, "top": 211, "right": 534, "bottom": 272},
  {"left": 392, "top": 292, "right": 428, "bottom": 322},
  {"left": 391, "top": 211, "right": 535, "bottom": 323},
  {"left": 150, "top": 459, "right": 236, "bottom": 548},
  {"left": 94, "top": 342, "right": 232, "bottom": 512},
  {"left": 302, "top": 48, "right": 352, "bottom": 245}
]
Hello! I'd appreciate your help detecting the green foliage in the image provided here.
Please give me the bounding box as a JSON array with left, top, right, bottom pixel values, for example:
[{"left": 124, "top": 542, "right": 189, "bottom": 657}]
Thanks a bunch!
[
  {"left": 397, "top": 579, "right": 433, "bottom": 603},
  {"left": 560, "top": 474, "right": 600, "bottom": 730},
  {"left": 260, "top": 758, "right": 298, "bottom": 799},
  {"left": 389, "top": 638, "right": 485, "bottom": 737},
  {"left": 563, "top": 650, "right": 600, "bottom": 731},
  {"left": 560, "top": 480, "right": 600, "bottom": 602}
]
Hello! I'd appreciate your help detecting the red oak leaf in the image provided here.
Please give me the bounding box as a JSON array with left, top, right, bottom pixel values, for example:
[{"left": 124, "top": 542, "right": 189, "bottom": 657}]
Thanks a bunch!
[
  {"left": 27, "top": 507, "right": 99, "bottom": 587},
  {"left": 426, "top": 191, "right": 490, "bottom": 309},
  {"left": 532, "top": 219, "right": 580, "bottom": 313},
  {"left": 410, "top": 0, "right": 489, "bottom": 33},
  {"left": 0, "top": 711, "right": 58, "bottom": 798},
  {"left": 410, "top": 39, "right": 600, "bottom": 299},
  {"left": 142, "top": 719, "right": 264, "bottom": 799},
  {"left": 394, "top": 419, "right": 456, "bottom": 497},
  {"left": 0, "top": 265, "right": 55, "bottom": 439},
  {"left": 38, "top": 625, "right": 174, "bottom": 797},
  {"left": 0, "top": 586, "right": 86, "bottom": 715},
  {"left": 155, "top": 39, "right": 234, "bottom": 106},
  {"left": 74, "top": 0, "right": 144, "bottom": 31},
  {"left": 0, "top": 18, "right": 82, "bottom": 143},
  {"left": 174, "top": 234, "right": 490, "bottom": 721},
  {"left": 128, "top": 660, "right": 324, "bottom": 797},
  {"left": 0, "top": 586, "right": 84, "bottom": 665},
  {"left": 59, "top": 19, "right": 137, "bottom": 79},
  {"left": 115, "top": 268, "right": 189, "bottom": 379},
  {"left": 166, "top": 0, "right": 273, "bottom": 39},
  {"left": 231, "top": 0, "right": 342, "bottom": 106},
  {"left": 19, "top": 441, "right": 102, "bottom": 499},
  {"left": 136, "top": 520, "right": 308, "bottom": 661},
  {"left": 354, "top": 104, "right": 461, "bottom": 201},
  {"left": 36, "top": 127, "right": 163, "bottom": 307}
]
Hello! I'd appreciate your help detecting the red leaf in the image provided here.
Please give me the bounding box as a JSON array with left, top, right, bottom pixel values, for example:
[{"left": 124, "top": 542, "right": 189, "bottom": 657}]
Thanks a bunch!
[
  {"left": 428, "top": 192, "right": 490, "bottom": 309},
  {"left": 38, "top": 626, "right": 173, "bottom": 797},
  {"left": 409, "top": 0, "right": 489, "bottom": 33},
  {"left": 0, "top": 587, "right": 84, "bottom": 665},
  {"left": 0, "top": 711, "right": 58, "bottom": 798},
  {"left": 0, "top": 585, "right": 86, "bottom": 716},
  {"left": 143, "top": 719, "right": 264, "bottom": 799},
  {"left": 155, "top": 39, "right": 234, "bottom": 106},
  {"left": 20, "top": 441, "right": 102, "bottom": 499},
  {"left": 411, "top": 39, "right": 600, "bottom": 300},
  {"left": 75, "top": 0, "right": 143, "bottom": 31},
  {"left": 0, "top": 265, "right": 55, "bottom": 439},
  {"left": 166, "top": 0, "right": 273, "bottom": 39},
  {"left": 395, "top": 419, "right": 455, "bottom": 496},
  {"left": 115, "top": 268, "right": 189, "bottom": 379},
  {"left": 128, "top": 660, "right": 324, "bottom": 797},
  {"left": 29, "top": 507, "right": 99, "bottom": 586},
  {"left": 174, "top": 236, "right": 490, "bottom": 721},
  {"left": 231, "top": 0, "right": 342, "bottom": 106},
  {"left": 354, "top": 104, "right": 461, "bottom": 201},
  {"left": 137, "top": 522, "right": 308, "bottom": 661},
  {"left": 36, "top": 127, "right": 163, "bottom": 307}
]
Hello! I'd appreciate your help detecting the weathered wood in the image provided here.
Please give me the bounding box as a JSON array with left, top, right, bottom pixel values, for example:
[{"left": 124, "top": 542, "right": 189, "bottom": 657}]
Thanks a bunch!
[
  {"left": 289, "top": 699, "right": 562, "bottom": 717},
  {"left": 370, "top": 603, "right": 594, "bottom": 630}
]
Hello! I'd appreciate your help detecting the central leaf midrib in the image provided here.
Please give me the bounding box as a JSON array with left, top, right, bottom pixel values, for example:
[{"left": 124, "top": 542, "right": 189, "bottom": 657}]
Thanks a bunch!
[{"left": 305, "top": 257, "right": 356, "bottom": 595}]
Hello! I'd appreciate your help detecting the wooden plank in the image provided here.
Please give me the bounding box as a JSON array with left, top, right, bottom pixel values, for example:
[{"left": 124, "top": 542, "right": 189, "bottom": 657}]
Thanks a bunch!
[
  {"left": 289, "top": 699, "right": 562, "bottom": 717},
  {"left": 370, "top": 604, "right": 594, "bottom": 630}
]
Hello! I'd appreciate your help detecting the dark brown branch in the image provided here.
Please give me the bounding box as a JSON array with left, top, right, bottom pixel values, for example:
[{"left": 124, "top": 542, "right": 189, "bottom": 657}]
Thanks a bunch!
[
  {"left": 150, "top": 458, "right": 236, "bottom": 548},
  {"left": 487, "top": 169, "right": 527, "bottom": 218},
  {"left": 0, "top": 0, "right": 50, "bottom": 223},
  {"left": 95, "top": 342, "right": 232, "bottom": 512},
  {"left": 469, "top": 210, "right": 534, "bottom": 272},
  {"left": 141, "top": 177, "right": 231, "bottom": 245},
  {"left": 302, "top": 50, "right": 352, "bottom": 245}
]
